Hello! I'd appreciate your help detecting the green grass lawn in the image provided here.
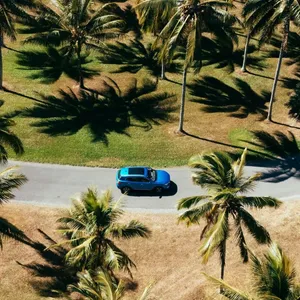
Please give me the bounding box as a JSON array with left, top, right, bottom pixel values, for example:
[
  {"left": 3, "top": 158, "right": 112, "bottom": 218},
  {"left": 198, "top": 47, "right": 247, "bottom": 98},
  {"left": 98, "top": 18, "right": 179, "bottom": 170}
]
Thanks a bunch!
[{"left": 1, "top": 30, "right": 299, "bottom": 168}]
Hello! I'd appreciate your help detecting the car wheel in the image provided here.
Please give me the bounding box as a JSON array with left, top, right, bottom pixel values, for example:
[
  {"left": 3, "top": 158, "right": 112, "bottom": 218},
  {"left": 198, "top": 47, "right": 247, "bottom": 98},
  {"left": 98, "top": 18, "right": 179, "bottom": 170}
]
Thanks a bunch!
[
  {"left": 121, "top": 186, "right": 131, "bottom": 194},
  {"left": 154, "top": 186, "right": 163, "bottom": 193}
]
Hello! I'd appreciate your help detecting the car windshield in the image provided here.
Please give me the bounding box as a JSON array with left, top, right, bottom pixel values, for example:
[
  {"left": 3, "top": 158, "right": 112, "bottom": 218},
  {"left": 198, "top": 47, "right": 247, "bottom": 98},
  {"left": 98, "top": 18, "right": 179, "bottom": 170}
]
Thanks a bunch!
[{"left": 147, "top": 168, "right": 156, "bottom": 181}]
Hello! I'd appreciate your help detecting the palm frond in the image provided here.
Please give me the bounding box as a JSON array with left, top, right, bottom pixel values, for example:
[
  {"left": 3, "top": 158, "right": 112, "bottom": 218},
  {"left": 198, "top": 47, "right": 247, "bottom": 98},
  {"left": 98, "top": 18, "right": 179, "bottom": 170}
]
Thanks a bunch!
[
  {"left": 203, "top": 273, "right": 251, "bottom": 299},
  {"left": 200, "top": 210, "right": 229, "bottom": 263},
  {"left": 238, "top": 196, "right": 282, "bottom": 209},
  {"left": 108, "top": 221, "right": 151, "bottom": 239},
  {"left": 239, "top": 208, "right": 271, "bottom": 244}
]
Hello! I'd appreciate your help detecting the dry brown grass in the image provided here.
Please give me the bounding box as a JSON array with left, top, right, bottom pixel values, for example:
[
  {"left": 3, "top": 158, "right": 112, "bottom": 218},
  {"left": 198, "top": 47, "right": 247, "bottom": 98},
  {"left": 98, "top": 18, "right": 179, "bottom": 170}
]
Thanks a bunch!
[{"left": 1, "top": 201, "right": 300, "bottom": 300}]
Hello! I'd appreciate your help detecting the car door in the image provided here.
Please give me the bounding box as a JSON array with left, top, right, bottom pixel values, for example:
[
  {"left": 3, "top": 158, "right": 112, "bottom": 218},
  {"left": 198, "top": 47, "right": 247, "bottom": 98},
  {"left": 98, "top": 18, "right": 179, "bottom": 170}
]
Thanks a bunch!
[{"left": 140, "top": 177, "right": 152, "bottom": 190}]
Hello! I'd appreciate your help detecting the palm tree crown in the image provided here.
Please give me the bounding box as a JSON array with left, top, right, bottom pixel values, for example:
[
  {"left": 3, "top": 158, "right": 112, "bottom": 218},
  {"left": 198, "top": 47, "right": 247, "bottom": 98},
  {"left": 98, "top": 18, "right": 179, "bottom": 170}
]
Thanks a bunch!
[
  {"left": 56, "top": 188, "right": 151, "bottom": 275},
  {"left": 243, "top": 0, "right": 300, "bottom": 121},
  {"left": 205, "top": 243, "right": 300, "bottom": 300},
  {"left": 20, "top": 0, "right": 128, "bottom": 87},
  {"left": 177, "top": 149, "right": 281, "bottom": 280}
]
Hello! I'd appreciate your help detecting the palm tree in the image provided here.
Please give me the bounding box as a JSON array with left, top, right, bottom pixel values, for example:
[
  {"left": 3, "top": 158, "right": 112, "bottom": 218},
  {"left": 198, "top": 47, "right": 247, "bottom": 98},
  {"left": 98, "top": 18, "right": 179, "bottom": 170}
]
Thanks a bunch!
[
  {"left": 177, "top": 149, "right": 281, "bottom": 282},
  {"left": 205, "top": 243, "right": 300, "bottom": 299},
  {"left": 69, "top": 268, "right": 125, "bottom": 300},
  {"left": 0, "top": 167, "right": 28, "bottom": 249},
  {"left": 19, "top": 0, "right": 128, "bottom": 88},
  {"left": 69, "top": 268, "right": 153, "bottom": 300},
  {"left": 158, "top": 0, "right": 238, "bottom": 133},
  {"left": 56, "top": 188, "right": 151, "bottom": 277},
  {"left": 0, "top": 0, "right": 36, "bottom": 89},
  {"left": 134, "top": 0, "right": 177, "bottom": 79},
  {"left": 243, "top": 0, "right": 300, "bottom": 121}
]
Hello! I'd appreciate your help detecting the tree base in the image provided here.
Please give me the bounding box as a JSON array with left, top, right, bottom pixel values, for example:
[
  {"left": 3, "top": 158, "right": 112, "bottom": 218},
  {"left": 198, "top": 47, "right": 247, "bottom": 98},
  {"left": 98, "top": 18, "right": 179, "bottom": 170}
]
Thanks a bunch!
[{"left": 174, "top": 129, "right": 186, "bottom": 136}]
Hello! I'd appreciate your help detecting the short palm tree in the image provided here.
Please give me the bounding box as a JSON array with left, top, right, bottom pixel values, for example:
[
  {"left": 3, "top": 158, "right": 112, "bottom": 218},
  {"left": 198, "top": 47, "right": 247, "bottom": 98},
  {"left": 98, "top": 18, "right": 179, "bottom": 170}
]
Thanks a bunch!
[
  {"left": 0, "top": 0, "right": 36, "bottom": 89},
  {"left": 243, "top": 0, "right": 300, "bottom": 121},
  {"left": 205, "top": 243, "right": 300, "bottom": 299},
  {"left": 56, "top": 188, "right": 151, "bottom": 277},
  {"left": 20, "top": 0, "right": 127, "bottom": 88},
  {"left": 177, "top": 149, "right": 281, "bottom": 281},
  {"left": 0, "top": 167, "right": 28, "bottom": 249},
  {"left": 69, "top": 268, "right": 153, "bottom": 300},
  {"left": 158, "top": 0, "right": 238, "bottom": 133},
  {"left": 69, "top": 268, "right": 125, "bottom": 300}
]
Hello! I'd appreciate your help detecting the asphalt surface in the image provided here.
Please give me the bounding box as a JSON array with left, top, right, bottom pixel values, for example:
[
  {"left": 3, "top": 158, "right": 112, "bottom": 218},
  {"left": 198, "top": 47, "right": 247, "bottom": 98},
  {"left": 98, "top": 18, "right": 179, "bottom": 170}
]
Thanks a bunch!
[{"left": 4, "top": 160, "right": 300, "bottom": 213}]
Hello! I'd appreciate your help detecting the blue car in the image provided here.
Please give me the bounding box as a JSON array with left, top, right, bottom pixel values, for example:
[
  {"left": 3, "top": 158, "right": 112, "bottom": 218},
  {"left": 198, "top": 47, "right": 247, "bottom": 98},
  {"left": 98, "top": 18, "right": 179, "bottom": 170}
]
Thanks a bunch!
[{"left": 116, "top": 166, "right": 171, "bottom": 194}]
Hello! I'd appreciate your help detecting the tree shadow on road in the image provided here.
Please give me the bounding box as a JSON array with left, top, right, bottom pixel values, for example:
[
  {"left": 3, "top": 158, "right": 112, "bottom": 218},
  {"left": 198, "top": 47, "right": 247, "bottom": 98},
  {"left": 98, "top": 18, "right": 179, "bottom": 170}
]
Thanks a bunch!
[{"left": 236, "top": 130, "right": 300, "bottom": 182}]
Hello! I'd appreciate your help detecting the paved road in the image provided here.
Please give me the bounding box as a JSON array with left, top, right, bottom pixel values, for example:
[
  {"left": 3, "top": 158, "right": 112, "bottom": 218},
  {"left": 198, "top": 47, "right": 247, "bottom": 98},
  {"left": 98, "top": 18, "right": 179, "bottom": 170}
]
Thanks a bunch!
[{"left": 5, "top": 160, "right": 300, "bottom": 212}]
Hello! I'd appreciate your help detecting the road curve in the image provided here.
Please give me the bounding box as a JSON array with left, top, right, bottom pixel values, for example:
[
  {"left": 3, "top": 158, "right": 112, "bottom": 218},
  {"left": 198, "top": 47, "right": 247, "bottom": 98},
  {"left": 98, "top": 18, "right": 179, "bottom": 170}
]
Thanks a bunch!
[{"left": 5, "top": 160, "right": 300, "bottom": 213}]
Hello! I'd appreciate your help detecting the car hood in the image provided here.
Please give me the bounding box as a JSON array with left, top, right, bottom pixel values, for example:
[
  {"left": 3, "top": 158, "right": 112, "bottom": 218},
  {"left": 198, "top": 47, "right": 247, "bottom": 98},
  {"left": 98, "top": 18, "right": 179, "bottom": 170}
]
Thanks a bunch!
[{"left": 155, "top": 170, "right": 170, "bottom": 184}]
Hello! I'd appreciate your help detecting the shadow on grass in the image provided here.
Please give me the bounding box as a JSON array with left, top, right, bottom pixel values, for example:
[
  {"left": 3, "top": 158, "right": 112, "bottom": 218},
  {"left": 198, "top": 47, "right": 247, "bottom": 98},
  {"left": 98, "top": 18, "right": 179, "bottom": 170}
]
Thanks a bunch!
[
  {"left": 282, "top": 69, "right": 300, "bottom": 90},
  {"left": 97, "top": 40, "right": 182, "bottom": 78},
  {"left": 183, "top": 131, "right": 274, "bottom": 161},
  {"left": 2, "top": 87, "right": 45, "bottom": 104},
  {"left": 22, "top": 78, "right": 177, "bottom": 144},
  {"left": 16, "top": 47, "right": 99, "bottom": 84},
  {"left": 189, "top": 76, "right": 269, "bottom": 119},
  {"left": 237, "top": 130, "right": 300, "bottom": 182},
  {"left": 265, "top": 31, "right": 300, "bottom": 66},
  {"left": 202, "top": 39, "right": 266, "bottom": 73},
  {"left": 17, "top": 229, "right": 77, "bottom": 297},
  {"left": 127, "top": 181, "right": 178, "bottom": 198},
  {"left": 246, "top": 70, "right": 284, "bottom": 82}
]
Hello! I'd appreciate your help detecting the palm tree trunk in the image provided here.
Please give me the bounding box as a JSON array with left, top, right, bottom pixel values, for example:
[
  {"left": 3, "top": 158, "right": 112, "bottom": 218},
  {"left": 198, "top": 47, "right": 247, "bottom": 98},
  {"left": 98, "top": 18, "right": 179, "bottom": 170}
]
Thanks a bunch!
[
  {"left": 161, "top": 60, "right": 166, "bottom": 80},
  {"left": 178, "top": 67, "right": 188, "bottom": 133},
  {"left": 220, "top": 239, "right": 226, "bottom": 293},
  {"left": 267, "top": 19, "right": 290, "bottom": 121},
  {"left": 0, "top": 32, "right": 3, "bottom": 90},
  {"left": 241, "top": 33, "right": 251, "bottom": 72},
  {"left": 77, "top": 42, "right": 84, "bottom": 89}
]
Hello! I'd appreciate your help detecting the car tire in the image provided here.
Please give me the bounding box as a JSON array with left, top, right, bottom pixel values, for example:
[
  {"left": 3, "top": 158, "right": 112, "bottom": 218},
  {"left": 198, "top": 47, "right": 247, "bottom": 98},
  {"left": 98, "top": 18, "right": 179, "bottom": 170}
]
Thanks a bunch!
[
  {"left": 154, "top": 186, "right": 163, "bottom": 193},
  {"left": 121, "top": 186, "right": 131, "bottom": 194}
]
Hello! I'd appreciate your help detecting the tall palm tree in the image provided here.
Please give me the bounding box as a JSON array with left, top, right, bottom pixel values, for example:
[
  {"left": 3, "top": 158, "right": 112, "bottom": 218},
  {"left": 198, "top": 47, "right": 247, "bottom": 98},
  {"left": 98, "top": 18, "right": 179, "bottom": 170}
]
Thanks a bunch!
[
  {"left": 243, "top": 0, "right": 300, "bottom": 121},
  {"left": 135, "top": 0, "right": 177, "bottom": 79},
  {"left": 205, "top": 243, "right": 300, "bottom": 300},
  {"left": 177, "top": 149, "right": 281, "bottom": 281},
  {"left": 158, "top": 0, "right": 238, "bottom": 133},
  {"left": 0, "top": 167, "right": 28, "bottom": 249},
  {"left": 20, "top": 0, "right": 128, "bottom": 88},
  {"left": 56, "top": 188, "right": 151, "bottom": 277},
  {"left": 0, "top": 0, "right": 36, "bottom": 89}
]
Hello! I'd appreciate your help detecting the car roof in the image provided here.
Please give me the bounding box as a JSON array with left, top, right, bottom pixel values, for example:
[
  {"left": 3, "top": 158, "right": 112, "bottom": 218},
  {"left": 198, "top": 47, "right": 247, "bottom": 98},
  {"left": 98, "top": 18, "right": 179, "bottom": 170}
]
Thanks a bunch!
[{"left": 119, "top": 167, "right": 148, "bottom": 177}]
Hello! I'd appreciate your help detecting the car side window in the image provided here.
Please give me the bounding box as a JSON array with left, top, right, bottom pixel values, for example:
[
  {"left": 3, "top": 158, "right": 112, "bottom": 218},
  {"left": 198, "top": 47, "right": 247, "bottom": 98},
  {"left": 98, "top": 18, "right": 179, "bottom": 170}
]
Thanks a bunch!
[
  {"left": 141, "top": 178, "right": 150, "bottom": 182},
  {"left": 134, "top": 177, "right": 144, "bottom": 182}
]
